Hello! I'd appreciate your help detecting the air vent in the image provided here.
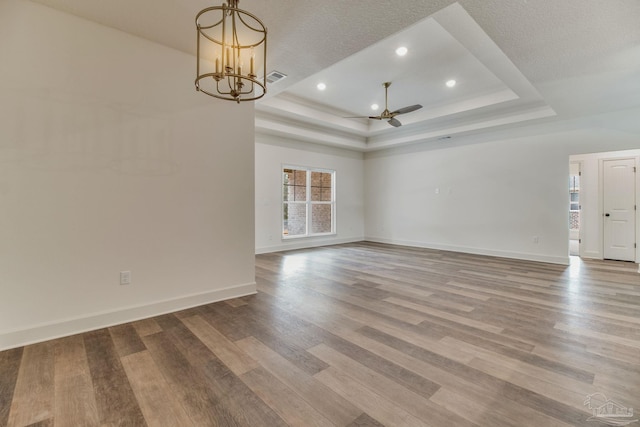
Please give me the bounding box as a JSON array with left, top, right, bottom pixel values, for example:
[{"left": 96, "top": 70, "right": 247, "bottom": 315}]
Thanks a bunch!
[{"left": 266, "top": 70, "right": 287, "bottom": 84}]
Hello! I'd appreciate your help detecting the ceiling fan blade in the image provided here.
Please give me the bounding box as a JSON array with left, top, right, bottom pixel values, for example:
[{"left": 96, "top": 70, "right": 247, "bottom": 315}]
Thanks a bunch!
[
  {"left": 346, "top": 83, "right": 421, "bottom": 127},
  {"left": 391, "top": 104, "right": 423, "bottom": 115},
  {"left": 343, "top": 116, "right": 371, "bottom": 118},
  {"left": 388, "top": 117, "right": 402, "bottom": 127}
]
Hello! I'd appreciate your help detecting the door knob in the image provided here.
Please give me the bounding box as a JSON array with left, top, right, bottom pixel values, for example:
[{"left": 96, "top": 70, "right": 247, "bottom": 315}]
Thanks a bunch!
[{"left": 605, "top": 213, "right": 610, "bottom": 217}]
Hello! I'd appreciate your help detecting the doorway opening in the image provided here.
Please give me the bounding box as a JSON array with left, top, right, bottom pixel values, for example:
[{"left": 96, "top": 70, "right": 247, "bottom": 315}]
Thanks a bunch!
[
  {"left": 570, "top": 150, "right": 638, "bottom": 264},
  {"left": 569, "top": 162, "right": 581, "bottom": 256}
]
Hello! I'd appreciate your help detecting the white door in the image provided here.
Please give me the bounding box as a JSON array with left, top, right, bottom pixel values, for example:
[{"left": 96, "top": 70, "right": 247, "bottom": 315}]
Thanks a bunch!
[{"left": 603, "top": 159, "right": 636, "bottom": 261}]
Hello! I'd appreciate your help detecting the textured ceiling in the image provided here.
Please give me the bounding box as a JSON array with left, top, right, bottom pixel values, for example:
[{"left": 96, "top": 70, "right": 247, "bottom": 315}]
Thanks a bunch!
[
  {"left": 30, "top": 0, "right": 640, "bottom": 85},
  {"left": 30, "top": 0, "right": 640, "bottom": 151}
]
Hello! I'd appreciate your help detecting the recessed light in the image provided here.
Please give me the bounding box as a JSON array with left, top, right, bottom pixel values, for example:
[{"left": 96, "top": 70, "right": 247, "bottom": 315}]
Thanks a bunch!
[
  {"left": 395, "top": 46, "right": 408, "bottom": 56},
  {"left": 371, "top": 104, "right": 379, "bottom": 111},
  {"left": 317, "top": 82, "right": 326, "bottom": 91},
  {"left": 446, "top": 79, "right": 456, "bottom": 88}
]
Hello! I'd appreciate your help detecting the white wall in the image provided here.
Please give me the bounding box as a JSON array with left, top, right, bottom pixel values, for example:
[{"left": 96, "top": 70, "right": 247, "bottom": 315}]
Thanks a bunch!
[
  {"left": 255, "top": 134, "right": 364, "bottom": 253},
  {"left": 571, "top": 149, "right": 640, "bottom": 261},
  {"left": 0, "top": 1, "right": 255, "bottom": 350},
  {"left": 364, "top": 127, "right": 640, "bottom": 265}
]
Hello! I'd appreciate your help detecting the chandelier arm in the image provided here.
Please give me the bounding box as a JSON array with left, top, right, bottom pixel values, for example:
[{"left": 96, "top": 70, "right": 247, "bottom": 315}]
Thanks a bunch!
[
  {"left": 236, "top": 11, "right": 267, "bottom": 34},
  {"left": 196, "top": 15, "right": 224, "bottom": 31},
  {"left": 215, "top": 79, "right": 224, "bottom": 95},
  {"left": 237, "top": 81, "right": 255, "bottom": 95},
  {"left": 226, "top": 73, "right": 235, "bottom": 91},
  {"left": 196, "top": 24, "right": 201, "bottom": 83},
  {"left": 197, "top": 30, "right": 224, "bottom": 46},
  {"left": 216, "top": 78, "right": 233, "bottom": 96}
]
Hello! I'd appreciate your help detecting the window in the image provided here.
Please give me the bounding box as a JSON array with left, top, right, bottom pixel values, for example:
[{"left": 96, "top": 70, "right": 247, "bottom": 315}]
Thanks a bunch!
[
  {"left": 283, "top": 166, "right": 335, "bottom": 238},
  {"left": 569, "top": 175, "right": 580, "bottom": 211}
]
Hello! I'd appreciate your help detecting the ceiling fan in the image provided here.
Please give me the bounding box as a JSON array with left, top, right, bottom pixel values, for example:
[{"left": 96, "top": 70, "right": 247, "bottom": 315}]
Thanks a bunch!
[{"left": 347, "top": 82, "right": 422, "bottom": 127}]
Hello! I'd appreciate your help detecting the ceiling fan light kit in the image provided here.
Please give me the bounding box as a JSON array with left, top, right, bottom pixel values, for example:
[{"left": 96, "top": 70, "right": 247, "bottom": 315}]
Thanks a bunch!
[{"left": 347, "top": 82, "right": 422, "bottom": 127}]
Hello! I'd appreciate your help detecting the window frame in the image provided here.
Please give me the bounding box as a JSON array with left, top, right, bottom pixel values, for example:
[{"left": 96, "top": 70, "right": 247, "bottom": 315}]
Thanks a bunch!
[{"left": 282, "top": 165, "right": 336, "bottom": 239}]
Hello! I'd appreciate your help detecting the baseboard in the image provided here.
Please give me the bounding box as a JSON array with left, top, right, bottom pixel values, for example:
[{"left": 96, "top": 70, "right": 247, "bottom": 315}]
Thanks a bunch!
[
  {"left": 364, "top": 236, "right": 570, "bottom": 265},
  {"left": 0, "top": 282, "right": 256, "bottom": 352},
  {"left": 581, "top": 251, "right": 602, "bottom": 260},
  {"left": 256, "top": 236, "right": 364, "bottom": 254}
]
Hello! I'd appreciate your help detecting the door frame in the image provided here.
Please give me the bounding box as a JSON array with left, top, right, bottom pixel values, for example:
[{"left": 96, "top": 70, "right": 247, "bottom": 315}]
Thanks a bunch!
[{"left": 598, "top": 156, "right": 638, "bottom": 263}]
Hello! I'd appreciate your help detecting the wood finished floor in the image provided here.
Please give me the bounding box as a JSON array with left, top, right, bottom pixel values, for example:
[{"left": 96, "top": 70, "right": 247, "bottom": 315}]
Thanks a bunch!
[{"left": 1, "top": 242, "right": 639, "bottom": 427}]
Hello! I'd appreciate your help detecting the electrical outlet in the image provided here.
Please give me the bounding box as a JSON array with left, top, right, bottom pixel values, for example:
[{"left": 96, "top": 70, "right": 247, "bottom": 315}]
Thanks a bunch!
[
  {"left": 533, "top": 236, "right": 539, "bottom": 244},
  {"left": 120, "top": 271, "right": 131, "bottom": 285}
]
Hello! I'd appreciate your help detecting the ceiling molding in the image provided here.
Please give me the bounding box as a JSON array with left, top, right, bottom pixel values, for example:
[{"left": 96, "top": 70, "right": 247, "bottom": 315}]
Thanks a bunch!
[{"left": 255, "top": 3, "right": 558, "bottom": 152}]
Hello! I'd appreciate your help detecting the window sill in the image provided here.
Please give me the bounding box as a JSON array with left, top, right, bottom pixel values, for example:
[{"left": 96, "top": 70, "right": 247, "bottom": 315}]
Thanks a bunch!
[{"left": 282, "top": 233, "right": 337, "bottom": 240}]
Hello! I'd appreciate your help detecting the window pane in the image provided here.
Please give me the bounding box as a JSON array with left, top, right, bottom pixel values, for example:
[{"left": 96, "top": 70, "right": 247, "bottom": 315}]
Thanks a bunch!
[
  {"left": 283, "top": 170, "right": 292, "bottom": 202},
  {"left": 569, "top": 175, "right": 580, "bottom": 192},
  {"left": 311, "top": 187, "right": 321, "bottom": 201},
  {"left": 570, "top": 211, "right": 580, "bottom": 229},
  {"left": 294, "top": 185, "right": 307, "bottom": 201},
  {"left": 311, "top": 203, "right": 332, "bottom": 234},
  {"left": 284, "top": 203, "right": 306, "bottom": 236},
  {"left": 284, "top": 168, "right": 307, "bottom": 202},
  {"left": 311, "top": 171, "right": 332, "bottom": 202},
  {"left": 311, "top": 171, "right": 321, "bottom": 187},
  {"left": 283, "top": 185, "right": 292, "bottom": 202},
  {"left": 295, "top": 170, "right": 307, "bottom": 186}
]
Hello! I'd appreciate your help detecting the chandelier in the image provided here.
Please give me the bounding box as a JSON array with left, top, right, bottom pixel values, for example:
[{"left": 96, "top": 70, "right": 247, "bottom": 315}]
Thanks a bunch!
[{"left": 195, "top": 0, "right": 267, "bottom": 103}]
